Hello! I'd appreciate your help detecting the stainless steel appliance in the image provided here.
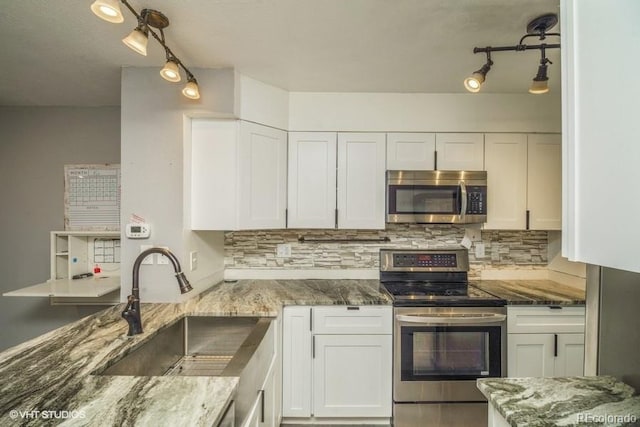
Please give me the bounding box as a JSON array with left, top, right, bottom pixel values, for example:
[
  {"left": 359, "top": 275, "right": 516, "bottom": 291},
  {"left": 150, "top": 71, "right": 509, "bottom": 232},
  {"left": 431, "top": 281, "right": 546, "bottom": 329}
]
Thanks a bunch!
[
  {"left": 386, "top": 170, "right": 487, "bottom": 224},
  {"left": 380, "top": 248, "right": 506, "bottom": 427},
  {"left": 585, "top": 265, "right": 640, "bottom": 390}
]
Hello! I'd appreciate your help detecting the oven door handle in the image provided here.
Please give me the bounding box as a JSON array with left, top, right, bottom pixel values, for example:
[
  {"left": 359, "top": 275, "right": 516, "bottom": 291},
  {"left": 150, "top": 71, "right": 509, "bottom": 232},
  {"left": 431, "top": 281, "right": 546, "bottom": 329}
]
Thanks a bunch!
[{"left": 396, "top": 313, "right": 506, "bottom": 324}]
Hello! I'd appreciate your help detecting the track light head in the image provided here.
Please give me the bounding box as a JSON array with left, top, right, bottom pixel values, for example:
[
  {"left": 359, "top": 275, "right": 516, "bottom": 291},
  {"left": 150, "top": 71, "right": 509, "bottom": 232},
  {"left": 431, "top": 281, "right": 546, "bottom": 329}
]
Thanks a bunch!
[
  {"left": 160, "top": 58, "right": 181, "bottom": 82},
  {"left": 182, "top": 77, "right": 200, "bottom": 100},
  {"left": 464, "top": 55, "right": 493, "bottom": 93},
  {"left": 91, "top": 0, "right": 124, "bottom": 23},
  {"left": 122, "top": 25, "right": 149, "bottom": 56},
  {"left": 529, "top": 63, "right": 550, "bottom": 94}
]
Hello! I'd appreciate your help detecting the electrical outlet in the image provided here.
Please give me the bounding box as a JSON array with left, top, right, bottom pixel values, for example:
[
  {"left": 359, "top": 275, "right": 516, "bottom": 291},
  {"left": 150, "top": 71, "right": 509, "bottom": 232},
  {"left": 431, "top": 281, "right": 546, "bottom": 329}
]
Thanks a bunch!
[
  {"left": 276, "top": 243, "right": 291, "bottom": 258},
  {"left": 140, "top": 245, "right": 153, "bottom": 265},
  {"left": 475, "top": 242, "right": 486, "bottom": 258},
  {"left": 465, "top": 226, "right": 482, "bottom": 242},
  {"left": 190, "top": 251, "right": 198, "bottom": 271},
  {"left": 157, "top": 246, "right": 170, "bottom": 265}
]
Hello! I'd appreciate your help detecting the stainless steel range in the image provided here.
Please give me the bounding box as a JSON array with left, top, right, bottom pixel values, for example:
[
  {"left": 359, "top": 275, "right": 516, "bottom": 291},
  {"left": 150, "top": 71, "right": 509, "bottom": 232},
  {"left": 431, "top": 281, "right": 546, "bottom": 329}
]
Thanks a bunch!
[{"left": 379, "top": 248, "right": 506, "bottom": 427}]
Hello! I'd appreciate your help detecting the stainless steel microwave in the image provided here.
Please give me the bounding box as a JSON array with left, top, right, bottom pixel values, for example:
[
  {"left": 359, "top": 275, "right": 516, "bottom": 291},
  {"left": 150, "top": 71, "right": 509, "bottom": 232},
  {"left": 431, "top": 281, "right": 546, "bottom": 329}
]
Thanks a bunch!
[{"left": 386, "top": 170, "right": 487, "bottom": 224}]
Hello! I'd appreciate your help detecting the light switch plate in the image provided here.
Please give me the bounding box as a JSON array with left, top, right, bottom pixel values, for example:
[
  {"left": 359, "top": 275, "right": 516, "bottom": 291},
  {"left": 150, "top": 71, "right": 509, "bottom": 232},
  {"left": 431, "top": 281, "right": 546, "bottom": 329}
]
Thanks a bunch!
[
  {"left": 140, "top": 245, "right": 153, "bottom": 265},
  {"left": 157, "top": 246, "right": 170, "bottom": 265},
  {"left": 190, "top": 251, "right": 198, "bottom": 271}
]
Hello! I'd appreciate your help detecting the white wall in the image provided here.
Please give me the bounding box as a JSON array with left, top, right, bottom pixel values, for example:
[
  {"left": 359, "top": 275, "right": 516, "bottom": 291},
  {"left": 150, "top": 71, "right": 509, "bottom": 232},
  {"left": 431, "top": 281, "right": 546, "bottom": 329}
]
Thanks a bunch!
[
  {"left": 561, "top": 0, "right": 640, "bottom": 273},
  {"left": 289, "top": 92, "right": 562, "bottom": 132},
  {"left": 120, "top": 67, "right": 235, "bottom": 303},
  {"left": 0, "top": 106, "right": 120, "bottom": 351},
  {"left": 235, "top": 73, "right": 289, "bottom": 130}
]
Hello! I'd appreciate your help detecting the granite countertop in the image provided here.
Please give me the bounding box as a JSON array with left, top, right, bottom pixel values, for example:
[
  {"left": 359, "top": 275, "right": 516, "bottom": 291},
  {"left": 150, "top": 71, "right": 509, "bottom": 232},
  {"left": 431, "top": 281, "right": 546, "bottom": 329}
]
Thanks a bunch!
[
  {"left": 477, "top": 376, "right": 640, "bottom": 426},
  {"left": 0, "top": 279, "right": 389, "bottom": 426},
  {"left": 473, "top": 280, "right": 586, "bottom": 305}
]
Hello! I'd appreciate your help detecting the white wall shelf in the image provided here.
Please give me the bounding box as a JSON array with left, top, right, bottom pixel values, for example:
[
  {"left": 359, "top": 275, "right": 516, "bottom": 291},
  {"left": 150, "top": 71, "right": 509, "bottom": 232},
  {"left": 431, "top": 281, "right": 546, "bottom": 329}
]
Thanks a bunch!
[{"left": 3, "top": 231, "right": 121, "bottom": 305}]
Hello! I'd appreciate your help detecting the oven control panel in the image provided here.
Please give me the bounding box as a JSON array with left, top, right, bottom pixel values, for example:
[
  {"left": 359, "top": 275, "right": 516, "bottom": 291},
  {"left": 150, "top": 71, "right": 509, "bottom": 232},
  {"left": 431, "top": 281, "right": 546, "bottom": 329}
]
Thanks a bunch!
[{"left": 393, "top": 253, "right": 457, "bottom": 268}]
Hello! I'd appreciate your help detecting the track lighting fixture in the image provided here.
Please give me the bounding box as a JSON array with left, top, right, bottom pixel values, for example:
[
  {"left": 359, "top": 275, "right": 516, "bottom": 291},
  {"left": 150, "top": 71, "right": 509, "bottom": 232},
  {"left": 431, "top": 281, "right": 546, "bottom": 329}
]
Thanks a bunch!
[
  {"left": 91, "top": 0, "right": 200, "bottom": 100},
  {"left": 464, "top": 13, "right": 560, "bottom": 94}
]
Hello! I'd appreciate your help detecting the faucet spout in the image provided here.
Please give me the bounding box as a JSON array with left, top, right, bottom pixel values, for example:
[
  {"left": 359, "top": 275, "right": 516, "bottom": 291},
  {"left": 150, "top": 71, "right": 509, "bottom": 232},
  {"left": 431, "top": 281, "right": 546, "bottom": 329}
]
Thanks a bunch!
[{"left": 122, "top": 247, "right": 193, "bottom": 336}]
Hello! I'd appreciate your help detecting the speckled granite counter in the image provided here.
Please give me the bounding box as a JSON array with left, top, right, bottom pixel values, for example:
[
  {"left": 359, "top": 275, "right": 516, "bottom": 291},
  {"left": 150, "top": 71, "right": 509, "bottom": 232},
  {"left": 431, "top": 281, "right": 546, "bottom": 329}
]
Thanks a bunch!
[
  {"left": 473, "top": 280, "right": 585, "bottom": 305},
  {"left": 477, "top": 376, "right": 640, "bottom": 426},
  {"left": 0, "top": 279, "right": 389, "bottom": 426}
]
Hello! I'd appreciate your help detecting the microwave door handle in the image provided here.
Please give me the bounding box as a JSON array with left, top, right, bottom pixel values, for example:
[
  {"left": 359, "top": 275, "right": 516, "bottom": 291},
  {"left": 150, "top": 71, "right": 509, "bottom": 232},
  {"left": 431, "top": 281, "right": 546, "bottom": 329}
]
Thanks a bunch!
[
  {"left": 459, "top": 181, "right": 467, "bottom": 217},
  {"left": 396, "top": 313, "right": 506, "bottom": 324}
]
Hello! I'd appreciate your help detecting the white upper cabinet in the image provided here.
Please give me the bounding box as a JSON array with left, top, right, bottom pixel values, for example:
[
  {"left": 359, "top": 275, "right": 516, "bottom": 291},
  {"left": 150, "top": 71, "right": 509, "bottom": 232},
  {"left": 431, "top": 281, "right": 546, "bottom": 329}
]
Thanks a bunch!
[
  {"left": 190, "top": 119, "right": 287, "bottom": 230},
  {"left": 435, "top": 133, "right": 484, "bottom": 171},
  {"left": 484, "top": 133, "right": 561, "bottom": 230},
  {"left": 287, "top": 132, "right": 337, "bottom": 229},
  {"left": 484, "top": 134, "right": 528, "bottom": 230},
  {"left": 337, "top": 133, "right": 386, "bottom": 229},
  {"left": 527, "top": 134, "right": 562, "bottom": 230},
  {"left": 386, "top": 133, "right": 483, "bottom": 171},
  {"left": 386, "top": 133, "right": 435, "bottom": 170}
]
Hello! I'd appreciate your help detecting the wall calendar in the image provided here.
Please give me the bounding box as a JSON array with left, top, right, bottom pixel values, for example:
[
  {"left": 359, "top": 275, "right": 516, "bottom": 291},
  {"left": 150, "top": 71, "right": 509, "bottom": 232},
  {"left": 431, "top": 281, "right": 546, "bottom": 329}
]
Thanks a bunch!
[{"left": 64, "top": 164, "right": 120, "bottom": 231}]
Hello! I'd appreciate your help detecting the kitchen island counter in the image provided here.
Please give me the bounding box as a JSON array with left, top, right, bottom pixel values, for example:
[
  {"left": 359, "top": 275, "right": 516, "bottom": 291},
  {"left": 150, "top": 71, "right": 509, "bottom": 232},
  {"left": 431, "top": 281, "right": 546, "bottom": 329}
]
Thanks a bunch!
[
  {"left": 0, "top": 279, "right": 390, "bottom": 426},
  {"left": 477, "top": 376, "right": 640, "bottom": 426},
  {"left": 474, "top": 279, "right": 585, "bottom": 305}
]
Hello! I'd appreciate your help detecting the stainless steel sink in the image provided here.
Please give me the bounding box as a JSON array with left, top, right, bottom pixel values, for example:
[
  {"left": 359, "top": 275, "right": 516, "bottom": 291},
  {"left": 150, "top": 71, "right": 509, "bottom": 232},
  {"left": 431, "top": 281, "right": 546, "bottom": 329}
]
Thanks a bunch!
[{"left": 98, "top": 316, "right": 273, "bottom": 377}]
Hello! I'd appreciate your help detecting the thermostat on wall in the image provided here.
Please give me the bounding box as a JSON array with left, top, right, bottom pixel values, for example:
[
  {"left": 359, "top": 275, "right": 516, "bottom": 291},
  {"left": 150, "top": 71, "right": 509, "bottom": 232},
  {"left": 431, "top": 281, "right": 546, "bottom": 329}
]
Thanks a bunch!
[{"left": 126, "top": 223, "right": 150, "bottom": 239}]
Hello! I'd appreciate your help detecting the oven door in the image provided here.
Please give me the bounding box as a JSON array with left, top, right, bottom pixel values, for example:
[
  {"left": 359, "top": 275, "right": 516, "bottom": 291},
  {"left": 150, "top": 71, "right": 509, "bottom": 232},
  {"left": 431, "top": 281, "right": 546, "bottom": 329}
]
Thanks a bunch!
[{"left": 394, "top": 307, "right": 506, "bottom": 403}]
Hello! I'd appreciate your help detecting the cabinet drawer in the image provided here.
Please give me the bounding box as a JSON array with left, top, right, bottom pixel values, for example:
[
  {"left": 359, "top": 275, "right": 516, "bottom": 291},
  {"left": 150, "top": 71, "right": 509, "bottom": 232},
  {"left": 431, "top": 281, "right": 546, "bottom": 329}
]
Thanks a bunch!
[
  {"left": 508, "top": 306, "right": 585, "bottom": 334},
  {"left": 313, "top": 306, "right": 392, "bottom": 335}
]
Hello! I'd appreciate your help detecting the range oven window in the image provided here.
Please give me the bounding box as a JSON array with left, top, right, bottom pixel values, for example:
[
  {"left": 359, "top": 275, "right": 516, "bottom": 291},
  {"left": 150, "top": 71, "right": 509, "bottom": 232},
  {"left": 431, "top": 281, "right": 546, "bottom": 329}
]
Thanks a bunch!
[
  {"left": 400, "top": 325, "right": 502, "bottom": 381},
  {"left": 389, "top": 185, "right": 459, "bottom": 214}
]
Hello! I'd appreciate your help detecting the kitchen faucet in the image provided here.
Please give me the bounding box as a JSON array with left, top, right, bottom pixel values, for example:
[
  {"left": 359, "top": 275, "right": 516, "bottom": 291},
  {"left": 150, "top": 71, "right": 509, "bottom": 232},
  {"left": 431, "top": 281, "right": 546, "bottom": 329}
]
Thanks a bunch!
[{"left": 122, "top": 247, "right": 193, "bottom": 336}]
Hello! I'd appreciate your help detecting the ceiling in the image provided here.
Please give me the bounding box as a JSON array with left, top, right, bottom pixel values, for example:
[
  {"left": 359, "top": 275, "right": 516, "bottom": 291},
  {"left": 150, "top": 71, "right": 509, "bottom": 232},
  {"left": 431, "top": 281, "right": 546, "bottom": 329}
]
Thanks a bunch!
[{"left": 0, "top": 0, "right": 561, "bottom": 107}]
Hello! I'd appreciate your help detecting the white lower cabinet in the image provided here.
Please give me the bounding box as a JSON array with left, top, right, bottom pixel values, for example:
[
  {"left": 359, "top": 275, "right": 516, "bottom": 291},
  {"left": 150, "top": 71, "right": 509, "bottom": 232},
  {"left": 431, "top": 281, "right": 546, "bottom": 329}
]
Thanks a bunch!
[
  {"left": 281, "top": 306, "right": 392, "bottom": 421},
  {"left": 507, "top": 306, "right": 585, "bottom": 377}
]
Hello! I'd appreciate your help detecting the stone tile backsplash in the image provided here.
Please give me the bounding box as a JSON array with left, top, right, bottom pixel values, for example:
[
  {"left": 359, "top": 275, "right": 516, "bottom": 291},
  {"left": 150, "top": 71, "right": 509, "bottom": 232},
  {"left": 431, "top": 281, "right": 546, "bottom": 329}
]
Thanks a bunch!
[{"left": 224, "top": 224, "right": 548, "bottom": 276}]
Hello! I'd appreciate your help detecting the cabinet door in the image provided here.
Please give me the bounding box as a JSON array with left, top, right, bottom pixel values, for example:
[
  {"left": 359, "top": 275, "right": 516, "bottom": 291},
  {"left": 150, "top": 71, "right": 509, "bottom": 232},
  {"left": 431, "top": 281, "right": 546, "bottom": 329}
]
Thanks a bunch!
[
  {"left": 287, "top": 132, "right": 337, "bottom": 228},
  {"left": 240, "top": 398, "right": 261, "bottom": 427},
  {"left": 238, "top": 121, "right": 288, "bottom": 230},
  {"left": 337, "top": 133, "right": 386, "bottom": 229},
  {"left": 527, "top": 134, "right": 562, "bottom": 230},
  {"left": 435, "top": 133, "right": 484, "bottom": 170},
  {"left": 281, "top": 307, "right": 312, "bottom": 418},
  {"left": 190, "top": 119, "right": 239, "bottom": 230},
  {"left": 259, "top": 357, "right": 278, "bottom": 427},
  {"left": 554, "top": 333, "right": 585, "bottom": 377},
  {"left": 386, "top": 132, "right": 435, "bottom": 170},
  {"left": 507, "top": 333, "right": 555, "bottom": 377},
  {"left": 484, "top": 134, "right": 528, "bottom": 230},
  {"left": 312, "top": 334, "right": 392, "bottom": 417}
]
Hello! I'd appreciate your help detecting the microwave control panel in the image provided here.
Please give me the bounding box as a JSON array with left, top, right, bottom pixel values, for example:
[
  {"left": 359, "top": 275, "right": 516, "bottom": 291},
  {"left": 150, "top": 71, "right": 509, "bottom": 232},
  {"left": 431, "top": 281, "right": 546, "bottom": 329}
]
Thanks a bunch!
[{"left": 466, "top": 186, "right": 486, "bottom": 215}]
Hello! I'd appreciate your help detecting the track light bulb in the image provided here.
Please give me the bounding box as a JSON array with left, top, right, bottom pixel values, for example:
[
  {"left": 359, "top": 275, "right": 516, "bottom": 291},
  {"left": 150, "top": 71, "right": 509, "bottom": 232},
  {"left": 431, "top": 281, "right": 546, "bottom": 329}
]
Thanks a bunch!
[
  {"left": 90, "top": 0, "right": 124, "bottom": 23},
  {"left": 529, "top": 79, "right": 549, "bottom": 94},
  {"left": 122, "top": 26, "right": 149, "bottom": 56},
  {"left": 464, "top": 73, "right": 485, "bottom": 93},
  {"left": 160, "top": 59, "right": 181, "bottom": 82},
  {"left": 182, "top": 78, "right": 200, "bottom": 99},
  {"left": 529, "top": 63, "right": 550, "bottom": 94}
]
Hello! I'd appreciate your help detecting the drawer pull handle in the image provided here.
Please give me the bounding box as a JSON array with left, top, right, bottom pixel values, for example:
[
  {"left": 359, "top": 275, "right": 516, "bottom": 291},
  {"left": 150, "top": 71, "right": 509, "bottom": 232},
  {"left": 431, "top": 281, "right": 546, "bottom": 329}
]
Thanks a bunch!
[{"left": 347, "top": 306, "right": 360, "bottom": 311}]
